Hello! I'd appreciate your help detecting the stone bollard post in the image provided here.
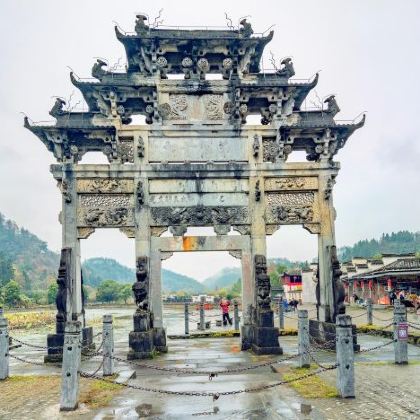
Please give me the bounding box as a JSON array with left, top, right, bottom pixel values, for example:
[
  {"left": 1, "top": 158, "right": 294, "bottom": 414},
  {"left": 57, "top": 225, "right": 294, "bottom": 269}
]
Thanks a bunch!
[
  {"left": 199, "top": 296, "right": 205, "bottom": 331},
  {"left": 234, "top": 300, "right": 240, "bottom": 330},
  {"left": 184, "top": 302, "right": 189, "bottom": 335},
  {"left": 60, "top": 321, "right": 82, "bottom": 411},
  {"left": 298, "top": 310, "right": 310, "bottom": 368},
  {"left": 366, "top": 298, "right": 373, "bottom": 326},
  {"left": 0, "top": 308, "right": 9, "bottom": 380},
  {"left": 336, "top": 314, "right": 355, "bottom": 398},
  {"left": 279, "top": 299, "right": 284, "bottom": 330},
  {"left": 393, "top": 303, "right": 408, "bottom": 365},
  {"left": 103, "top": 315, "right": 114, "bottom": 376}
]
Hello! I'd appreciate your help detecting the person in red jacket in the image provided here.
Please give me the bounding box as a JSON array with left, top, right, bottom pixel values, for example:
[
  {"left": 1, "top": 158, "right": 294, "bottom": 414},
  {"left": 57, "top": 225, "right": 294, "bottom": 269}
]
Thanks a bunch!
[{"left": 220, "top": 298, "right": 233, "bottom": 326}]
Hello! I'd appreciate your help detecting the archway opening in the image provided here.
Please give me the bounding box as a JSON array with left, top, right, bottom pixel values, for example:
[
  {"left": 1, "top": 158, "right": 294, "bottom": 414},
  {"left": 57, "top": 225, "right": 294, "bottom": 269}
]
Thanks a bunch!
[
  {"left": 266, "top": 225, "right": 317, "bottom": 306},
  {"left": 80, "top": 228, "right": 135, "bottom": 323},
  {"left": 161, "top": 251, "right": 241, "bottom": 338}
]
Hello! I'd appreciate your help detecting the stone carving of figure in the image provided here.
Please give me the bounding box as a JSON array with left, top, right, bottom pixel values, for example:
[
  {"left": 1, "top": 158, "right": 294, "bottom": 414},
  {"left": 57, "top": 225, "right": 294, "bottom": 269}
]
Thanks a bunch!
[
  {"left": 276, "top": 58, "right": 295, "bottom": 79},
  {"left": 49, "top": 98, "right": 66, "bottom": 118},
  {"left": 239, "top": 18, "right": 253, "bottom": 38},
  {"left": 137, "top": 181, "right": 145, "bottom": 207},
  {"left": 324, "top": 95, "right": 340, "bottom": 116},
  {"left": 331, "top": 245, "right": 346, "bottom": 321},
  {"left": 253, "top": 135, "right": 260, "bottom": 157},
  {"left": 132, "top": 256, "right": 149, "bottom": 311},
  {"left": 255, "top": 255, "right": 271, "bottom": 310},
  {"left": 91, "top": 59, "right": 108, "bottom": 80},
  {"left": 55, "top": 248, "right": 71, "bottom": 331},
  {"left": 135, "top": 14, "right": 149, "bottom": 35},
  {"left": 138, "top": 137, "right": 145, "bottom": 158}
]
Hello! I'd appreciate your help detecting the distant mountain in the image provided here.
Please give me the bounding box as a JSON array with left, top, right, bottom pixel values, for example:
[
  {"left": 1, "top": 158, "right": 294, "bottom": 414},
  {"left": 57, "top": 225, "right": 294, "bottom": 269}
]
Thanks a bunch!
[
  {"left": 162, "top": 269, "right": 206, "bottom": 294},
  {"left": 339, "top": 231, "right": 420, "bottom": 261},
  {"left": 0, "top": 213, "right": 59, "bottom": 291},
  {"left": 82, "top": 258, "right": 135, "bottom": 287},
  {"left": 202, "top": 267, "right": 241, "bottom": 290},
  {"left": 82, "top": 257, "right": 205, "bottom": 294}
]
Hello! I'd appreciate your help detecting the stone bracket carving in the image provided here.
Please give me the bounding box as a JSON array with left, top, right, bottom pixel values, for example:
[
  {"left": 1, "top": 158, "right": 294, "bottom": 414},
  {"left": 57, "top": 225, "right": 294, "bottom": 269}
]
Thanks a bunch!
[
  {"left": 120, "top": 227, "right": 136, "bottom": 238},
  {"left": 160, "top": 251, "right": 173, "bottom": 261},
  {"left": 302, "top": 223, "right": 321, "bottom": 234},
  {"left": 77, "top": 227, "right": 96, "bottom": 239},
  {"left": 229, "top": 250, "right": 242, "bottom": 260}
]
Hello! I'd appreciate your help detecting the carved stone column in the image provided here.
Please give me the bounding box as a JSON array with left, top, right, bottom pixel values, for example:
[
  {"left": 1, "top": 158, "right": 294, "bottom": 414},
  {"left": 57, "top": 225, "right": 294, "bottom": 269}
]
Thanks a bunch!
[
  {"left": 61, "top": 166, "right": 82, "bottom": 319},
  {"left": 317, "top": 173, "right": 337, "bottom": 323}
]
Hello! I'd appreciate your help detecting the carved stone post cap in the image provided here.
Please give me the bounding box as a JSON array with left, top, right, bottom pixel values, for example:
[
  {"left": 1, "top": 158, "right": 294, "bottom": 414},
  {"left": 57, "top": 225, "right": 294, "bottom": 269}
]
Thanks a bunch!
[
  {"left": 64, "top": 320, "right": 82, "bottom": 334},
  {"left": 103, "top": 314, "right": 113, "bottom": 323},
  {"left": 298, "top": 309, "right": 308, "bottom": 318},
  {"left": 336, "top": 314, "right": 352, "bottom": 327}
]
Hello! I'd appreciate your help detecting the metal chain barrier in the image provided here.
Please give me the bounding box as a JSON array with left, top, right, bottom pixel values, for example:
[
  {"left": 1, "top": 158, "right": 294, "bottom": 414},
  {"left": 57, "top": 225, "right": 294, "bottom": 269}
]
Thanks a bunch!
[
  {"left": 107, "top": 351, "right": 301, "bottom": 378},
  {"left": 371, "top": 313, "right": 394, "bottom": 322},
  {"left": 408, "top": 322, "right": 420, "bottom": 330},
  {"left": 350, "top": 311, "right": 368, "bottom": 319},
  {"left": 80, "top": 363, "right": 338, "bottom": 398},
  {"left": 358, "top": 339, "right": 396, "bottom": 353}
]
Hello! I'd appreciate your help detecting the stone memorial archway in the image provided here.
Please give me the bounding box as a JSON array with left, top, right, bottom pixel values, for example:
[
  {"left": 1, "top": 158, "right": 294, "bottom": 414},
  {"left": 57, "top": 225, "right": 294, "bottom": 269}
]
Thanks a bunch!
[{"left": 26, "top": 14, "right": 364, "bottom": 358}]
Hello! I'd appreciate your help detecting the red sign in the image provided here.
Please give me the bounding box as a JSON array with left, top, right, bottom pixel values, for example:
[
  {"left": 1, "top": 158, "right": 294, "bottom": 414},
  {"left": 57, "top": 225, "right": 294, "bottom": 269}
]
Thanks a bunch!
[{"left": 397, "top": 322, "right": 408, "bottom": 341}]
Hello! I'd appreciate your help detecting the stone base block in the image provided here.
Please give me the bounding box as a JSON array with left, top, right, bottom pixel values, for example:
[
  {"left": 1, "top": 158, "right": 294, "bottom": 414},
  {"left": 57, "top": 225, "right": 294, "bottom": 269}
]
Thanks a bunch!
[
  {"left": 251, "top": 326, "right": 282, "bottom": 355},
  {"left": 241, "top": 325, "right": 252, "bottom": 350},
  {"left": 309, "top": 320, "right": 360, "bottom": 351},
  {"left": 127, "top": 330, "right": 155, "bottom": 360},
  {"left": 153, "top": 327, "right": 168, "bottom": 353},
  {"left": 251, "top": 344, "right": 283, "bottom": 355},
  {"left": 44, "top": 326, "right": 94, "bottom": 363},
  {"left": 133, "top": 311, "right": 152, "bottom": 332},
  {"left": 256, "top": 310, "right": 274, "bottom": 328}
]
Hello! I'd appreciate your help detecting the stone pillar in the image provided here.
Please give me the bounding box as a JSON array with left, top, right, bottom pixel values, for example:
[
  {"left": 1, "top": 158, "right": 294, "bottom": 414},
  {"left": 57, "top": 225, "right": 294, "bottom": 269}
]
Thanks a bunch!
[
  {"left": 393, "top": 304, "right": 408, "bottom": 365},
  {"left": 102, "top": 315, "right": 114, "bottom": 376},
  {"left": 60, "top": 321, "right": 81, "bottom": 411},
  {"left": 298, "top": 309, "right": 310, "bottom": 368},
  {"left": 199, "top": 296, "right": 205, "bottom": 331},
  {"left": 234, "top": 300, "right": 240, "bottom": 330},
  {"left": 61, "top": 168, "right": 82, "bottom": 319},
  {"left": 336, "top": 315, "right": 355, "bottom": 398},
  {"left": 366, "top": 298, "right": 373, "bottom": 326},
  {"left": 184, "top": 302, "right": 189, "bottom": 335},
  {"left": 240, "top": 246, "right": 253, "bottom": 349},
  {"left": 279, "top": 299, "right": 284, "bottom": 330},
  {"left": 317, "top": 174, "right": 337, "bottom": 323},
  {"left": 0, "top": 308, "right": 9, "bottom": 380},
  {"left": 149, "top": 250, "right": 163, "bottom": 328}
]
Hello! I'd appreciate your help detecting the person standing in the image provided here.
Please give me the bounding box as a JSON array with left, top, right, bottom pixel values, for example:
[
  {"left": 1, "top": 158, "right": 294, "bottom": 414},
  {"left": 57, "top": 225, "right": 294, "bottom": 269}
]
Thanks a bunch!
[{"left": 220, "top": 298, "right": 232, "bottom": 326}]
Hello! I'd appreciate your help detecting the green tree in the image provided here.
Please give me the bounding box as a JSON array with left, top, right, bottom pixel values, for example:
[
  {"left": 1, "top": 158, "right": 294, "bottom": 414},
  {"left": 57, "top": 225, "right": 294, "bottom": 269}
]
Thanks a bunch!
[
  {"left": 0, "top": 252, "right": 14, "bottom": 287},
  {"left": 47, "top": 283, "right": 58, "bottom": 304},
  {"left": 3, "top": 280, "right": 22, "bottom": 306},
  {"left": 119, "top": 284, "right": 132, "bottom": 304},
  {"left": 30, "top": 290, "right": 45, "bottom": 305},
  {"left": 96, "top": 280, "right": 121, "bottom": 303}
]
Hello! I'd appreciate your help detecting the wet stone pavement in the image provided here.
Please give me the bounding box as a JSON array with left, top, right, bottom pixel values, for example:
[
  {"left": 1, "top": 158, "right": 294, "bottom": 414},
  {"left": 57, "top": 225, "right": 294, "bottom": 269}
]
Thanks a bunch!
[{"left": 3, "top": 305, "right": 420, "bottom": 419}]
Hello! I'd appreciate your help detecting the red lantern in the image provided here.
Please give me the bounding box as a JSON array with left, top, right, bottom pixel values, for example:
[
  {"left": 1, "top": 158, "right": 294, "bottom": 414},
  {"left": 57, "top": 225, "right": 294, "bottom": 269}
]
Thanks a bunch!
[{"left": 368, "top": 280, "right": 373, "bottom": 290}]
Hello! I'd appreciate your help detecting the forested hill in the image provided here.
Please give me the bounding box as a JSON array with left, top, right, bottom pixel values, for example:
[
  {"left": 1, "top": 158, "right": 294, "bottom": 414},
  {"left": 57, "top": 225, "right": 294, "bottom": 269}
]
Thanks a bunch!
[
  {"left": 82, "top": 257, "right": 205, "bottom": 294},
  {"left": 339, "top": 231, "right": 420, "bottom": 261},
  {"left": 0, "top": 213, "right": 59, "bottom": 291}
]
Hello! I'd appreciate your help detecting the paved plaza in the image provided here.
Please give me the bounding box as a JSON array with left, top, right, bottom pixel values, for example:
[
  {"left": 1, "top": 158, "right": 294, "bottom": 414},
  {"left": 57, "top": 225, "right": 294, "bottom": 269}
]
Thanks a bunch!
[{"left": 2, "top": 305, "right": 419, "bottom": 419}]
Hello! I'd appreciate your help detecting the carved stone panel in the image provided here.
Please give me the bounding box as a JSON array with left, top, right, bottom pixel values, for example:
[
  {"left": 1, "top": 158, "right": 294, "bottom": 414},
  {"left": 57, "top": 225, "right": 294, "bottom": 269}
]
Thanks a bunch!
[
  {"left": 118, "top": 137, "right": 134, "bottom": 163},
  {"left": 150, "top": 205, "right": 249, "bottom": 227},
  {"left": 266, "top": 192, "right": 317, "bottom": 224},
  {"left": 77, "top": 179, "right": 134, "bottom": 194},
  {"left": 265, "top": 177, "right": 318, "bottom": 191},
  {"left": 77, "top": 194, "right": 134, "bottom": 227},
  {"left": 158, "top": 94, "right": 226, "bottom": 122}
]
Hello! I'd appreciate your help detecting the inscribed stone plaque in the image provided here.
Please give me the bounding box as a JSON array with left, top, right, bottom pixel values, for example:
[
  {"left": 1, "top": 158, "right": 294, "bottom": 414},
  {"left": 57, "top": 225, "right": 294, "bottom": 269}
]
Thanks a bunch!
[{"left": 149, "top": 137, "right": 248, "bottom": 162}]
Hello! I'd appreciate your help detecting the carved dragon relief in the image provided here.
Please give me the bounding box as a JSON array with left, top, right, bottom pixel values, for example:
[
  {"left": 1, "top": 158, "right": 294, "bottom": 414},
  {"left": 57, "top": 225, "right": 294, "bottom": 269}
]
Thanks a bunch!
[
  {"left": 266, "top": 192, "right": 316, "bottom": 224},
  {"left": 150, "top": 205, "right": 249, "bottom": 234},
  {"left": 77, "top": 194, "right": 134, "bottom": 227}
]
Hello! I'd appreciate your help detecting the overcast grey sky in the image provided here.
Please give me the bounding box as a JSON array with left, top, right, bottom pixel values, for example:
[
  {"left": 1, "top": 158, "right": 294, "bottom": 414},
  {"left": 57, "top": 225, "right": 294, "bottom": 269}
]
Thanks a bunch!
[{"left": 0, "top": 0, "right": 419, "bottom": 280}]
